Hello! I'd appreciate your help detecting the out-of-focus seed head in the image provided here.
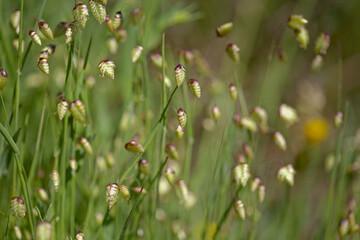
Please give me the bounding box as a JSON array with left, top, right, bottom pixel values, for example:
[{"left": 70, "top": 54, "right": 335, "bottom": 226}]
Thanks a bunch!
[
  {"left": 36, "top": 221, "right": 52, "bottom": 240},
  {"left": 113, "top": 11, "right": 123, "bottom": 29},
  {"left": 96, "top": 156, "right": 107, "bottom": 172},
  {"left": 131, "top": 8, "right": 144, "bottom": 25},
  {"left": 10, "top": 197, "right": 26, "bottom": 219},
  {"left": 125, "top": 140, "right": 144, "bottom": 154},
  {"left": 106, "top": 183, "right": 120, "bottom": 209},
  {"left": 176, "top": 125, "right": 184, "bottom": 139},
  {"left": 70, "top": 100, "right": 88, "bottom": 125},
  {"left": 131, "top": 45, "right": 143, "bottom": 63},
  {"left": 273, "top": 131, "right": 287, "bottom": 151},
  {"left": 38, "top": 51, "right": 50, "bottom": 61},
  {"left": 38, "top": 58, "right": 49, "bottom": 75},
  {"left": 138, "top": 159, "right": 150, "bottom": 176},
  {"left": 315, "top": 32, "right": 330, "bottom": 55},
  {"left": 57, "top": 99, "right": 68, "bottom": 120},
  {"left": 29, "top": 30, "right": 42, "bottom": 46},
  {"left": 287, "top": 15, "right": 308, "bottom": 31},
  {"left": 226, "top": 43, "right": 240, "bottom": 63},
  {"left": 188, "top": 79, "right": 201, "bottom": 99},
  {"left": 339, "top": 219, "right": 349, "bottom": 238},
  {"left": 0, "top": 68, "right": 8, "bottom": 91},
  {"left": 79, "top": 137, "right": 93, "bottom": 155},
  {"left": 75, "top": 231, "right": 85, "bottom": 240},
  {"left": 179, "top": 49, "right": 194, "bottom": 65},
  {"left": 10, "top": 11, "right": 20, "bottom": 34},
  {"left": 216, "top": 22, "right": 233, "bottom": 37},
  {"left": 113, "top": 27, "right": 127, "bottom": 42},
  {"left": 158, "top": 74, "right": 172, "bottom": 88},
  {"left": 105, "top": 153, "right": 115, "bottom": 168},
  {"left": 119, "top": 184, "right": 130, "bottom": 200},
  {"left": 53, "top": 22, "right": 68, "bottom": 38},
  {"left": 229, "top": 83, "right": 238, "bottom": 101},
  {"left": 98, "top": 0, "right": 107, "bottom": 5},
  {"left": 235, "top": 115, "right": 258, "bottom": 132},
  {"left": 334, "top": 112, "right": 343, "bottom": 129},
  {"left": 250, "top": 107, "right": 268, "bottom": 124},
  {"left": 89, "top": 0, "right": 106, "bottom": 24},
  {"left": 99, "top": 60, "right": 115, "bottom": 79},
  {"left": 211, "top": 105, "right": 221, "bottom": 122},
  {"left": 39, "top": 21, "right": 54, "bottom": 40},
  {"left": 237, "top": 153, "right": 246, "bottom": 164},
  {"left": 70, "top": 157, "right": 77, "bottom": 172},
  {"left": 277, "top": 49, "right": 287, "bottom": 62},
  {"left": 348, "top": 211, "right": 358, "bottom": 233},
  {"left": 176, "top": 179, "right": 189, "bottom": 201},
  {"left": 132, "top": 187, "right": 148, "bottom": 194},
  {"left": 174, "top": 64, "right": 186, "bottom": 87},
  {"left": 258, "top": 184, "right": 265, "bottom": 203},
  {"left": 42, "top": 44, "right": 56, "bottom": 56},
  {"left": 233, "top": 163, "right": 250, "bottom": 187},
  {"left": 73, "top": 3, "right": 89, "bottom": 29},
  {"left": 36, "top": 188, "right": 49, "bottom": 203},
  {"left": 234, "top": 200, "right": 245, "bottom": 220},
  {"left": 106, "top": 37, "right": 118, "bottom": 54},
  {"left": 65, "top": 22, "right": 77, "bottom": 44},
  {"left": 95, "top": 212, "right": 104, "bottom": 225},
  {"left": 277, "top": 164, "right": 296, "bottom": 186},
  {"left": 242, "top": 143, "right": 253, "bottom": 160},
  {"left": 166, "top": 144, "right": 179, "bottom": 160},
  {"left": 311, "top": 55, "right": 323, "bottom": 72},
  {"left": 251, "top": 177, "right": 261, "bottom": 192},
  {"left": 104, "top": 15, "right": 113, "bottom": 32},
  {"left": 177, "top": 108, "right": 187, "bottom": 128},
  {"left": 278, "top": 104, "right": 298, "bottom": 127},
  {"left": 295, "top": 27, "right": 309, "bottom": 49},
  {"left": 13, "top": 225, "right": 22, "bottom": 239},
  {"left": 51, "top": 169, "right": 60, "bottom": 192},
  {"left": 150, "top": 54, "right": 163, "bottom": 69},
  {"left": 165, "top": 168, "right": 176, "bottom": 185}
]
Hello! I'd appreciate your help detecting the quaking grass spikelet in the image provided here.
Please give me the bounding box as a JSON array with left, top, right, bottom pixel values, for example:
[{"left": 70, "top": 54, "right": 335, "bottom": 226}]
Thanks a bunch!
[
  {"left": 226, "top": 43, "right": 240, "bottom": 63},
  {"left": 29, "top": 30, "right": 41, "bottom": 46},
  {"left": 278, "top": 104, "right": 298, "bottom": 127},
  {"left": 10, "top": 197, "right": 26, "bottom": 219},
  {"left": 119, "top": 185, "right": 130, "bottom": 200},
  {"left": 79, "top": 137, "right": 93, "bottom": 155},
  {"left": 10, "top": 11, "right": 20, "bottom": 34},
  {"left": 113, "top": 27, "right": 127, "bottom": 42},
  {"left": 165, "top": 168, "right": 176, "bottom": 185},
  {"left": 113, "top": 11, "right": 123, "bottom": 29},
  {"left": 174, "top": 64, "right": 185, "bottom": 87},
  {"left": 166, "top": 144, "right": 179, "bottom": 160},
  {"left": 131, "top": 45, "right": 143, "bottom": 63},
  {"left": 273, "top": 131, "right": 287, "bottom": 151},
  {"left": 277, "top": 164, "right": 295, "bottom": 186},
  {"left": 125, "top": 140, "right": 144, "bottom": 154},
  {"left": 73, "top": 2, "right": 89, "bottom": 29},
  {"left": 334, "top": 112, "right": 343, "bottom": 129},
  {"left": 105, "top": 15, "right": 113, "bottom": 32},
  {"left": 69, "top": 100, "right": 88, "bottom": 125},
  {"left": 177, "top": 108, "right": 187, "bottom": 128},
  {"left": 233, "top": 163, "right": 250, "bottom": 187},
  {"left": 75, "top": 231, "right": 85, "bottom": 240},
  {"left": 38, "top": 58, "right": 49, "bottom": 75},
  {"left": 0, "top": 68, "right": 8, "bottom": 90},
  {"left": 51, "top": 169, "right": 60, "bottom": 192},
  {"left": 89, "top": 0, "right": 106, "bottom": 24},
  {"left": 229, "top": 83, "right": 237, "bottom": 101},
  {"left": 39, "top": 21, "right": 54, "bottom": 40},
  {"left": 234, "top": 200, "right": 245, "bottom": 220},
  {"left": 106, "top": 183, "right": 120, "bottom": 210},
  {"left": 53, "top": 22, "right": 68, "bottom": 38},
  {"left": 138, "top": 159, "right": 150, "bottom": 176},
  {"left": 315, "top": 32, "right": 330, "bottom": 55},
  {"left": 99, "top": 60, "right": 115, "bottom": 79},
  {"left": 176, "top": 125, "right": 184, "bottom": 139},
  {"left": 57, "top": 99, "right": 68, "bottom": 120},
  {"left": 36, "top": 221, "right": 52, "bottom": 240},
  {"left": 188, "top": 79, "right": 201, "bottom": 99},
  {"left": 216, "top": 22, "right": 233, "bottom": 37}
]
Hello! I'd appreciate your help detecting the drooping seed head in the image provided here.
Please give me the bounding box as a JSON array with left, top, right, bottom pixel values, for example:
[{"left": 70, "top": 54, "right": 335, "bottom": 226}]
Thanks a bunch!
[
  {"left": 273, "top": 131, "right": 287, "bottom": 151},
  {"left": 150, "top": 53, "right": 163, "bottom": 69},
  {"left": 237, "top": 153, "right": 246, "bottom": 164},
  {"left": 166, "top": 144, "right": 179, "bottom": 160},
  {"left": 176, "top": 125, "right": 184, "bottom": 139},
  {"left": 188, "top": 79, "right": 201, "bottom": 99},
  {"left": 13, "top": 225, "right": 22, "bottom": 239},
  {"left": 51, "top": 169, "right": 60, "bottom": 192},
  {"left": 38, "top": 51, "right": 50, "bottom": 61},
  {"left": 165, "top": 168, "right": 176, "bottom": 185},
  {"left": 287, "top": 15, "right": 308, "bottom": 30},
  {"left": 242, "top": 143, "right": 253, "bottom": 160},
  {"left": 106, "top": 183, "right": 120, "bottom": 210},
  {"left": 0, "top": 68, "right": 8, "bottom": 91},
  {"left": 57, "top": 99, "right": 68, "bottom": 120},
  {"left": 70, "top": 100, "right": 88, "bottom": 125},
  {"left": 174, "top": 64, "right": 186, "bottom": 87},
  {"left": 130, "top": 8, "right": 144, "bottom": 25},
  {"left": 234, "top": 115, "right": 258, "bottom": 132},
  {"left": 234, "top": 200, "right": 245, "bottom": 220},
  {"left": 295, "top": 27, "right": 309, "bottom": 49},
  {"left": 69, "top": 157, "right": 77, "bottom": 172},
  {"left": 138, "top": 159, "right": 150, "bottom": 176},
  {"left": 348, "top": 211, "right": 358, "bottom": 233},
  {"left": 176, "top": 179, "right": 189, "bottom": 201},
  {"left": 53, "top": 21, "right": 68, "bottom": 38},
  {"left": 36, "top": 188, "right": 49, "bottom": 203},
  {"left": 38, "top": 58, "right": 49, "bottom": 75},
  {"left": 125, "top": 140, "right": 144, "bottom": 154},
  {"left": 278, "top": 104, "right": 298, "bottom": 127},
  {"left": 277, "top": 164, "right": 296, "bottom": 186},
  {"left": 250, "top": 106, "right": 268, "bottom": 124},
  {"left": 311, "top": 55, "right": 323, "bottom": 72},
  {"left": 132, "top": 187, "right": 148, "bottom": 195},
  {"left": 334, "top": 112, "right": 343, "bottom": 129},
  {"left": 216, "top": 22, "right": 233, "bottom": 37},
  {"left": 315, "top": 32, "right": 330, "bottom": 55},
  {"left": 39, "top": 21, "right": 54, "bottom": 40},
  {"left": 158, "top": 74, "right": 172, "bottom": 88},
  {"left": 75, "top": 231, "right": 85, "bottom": 240},
  {"left": 104, "top": 15, "right": 113, "bottom": 32},
  {"left": 258, "top": 184, "right": 265, "bottom": 203},
  {"left": 42, "top": 44, "right": 56, "bottom": 56},
  {"left": 36, "top": 221, "right": 52, "bottom": 240},
  {"left": 226, "top": 43, "right": 240, "bottom": 62},
  {"left": 177, "top": 108, "right": 187, "bottom": 128},
  {"left": 99, "top": 60, "right": 115, "bottom": 79},
  {"left": 251, "top": 177, "right": 261, "bottom": 192},
  {"left": 10, "top": 197, "right": 26, "bottom": 219},
  {"left": 89, "top": 0, "right": 106, "bottom": 24},
  {"left": 229, "top": 83, "right": 238, "bottom": 101},
  {"left": 179, "top": 49, "right": 194, "bottom": 65},
  {"left": 131, "top": 45, "right": 143, "bottom": 63},
  {"left": 105, "top": 153, "right": 115, "bottom": 168},
  {"left": 29, "top": 30, "right": 41, "bottom": 46},
  {"left": 113, "top": 11, "right": 123, "bottom": 29},
  {"left": 339, "top": 219, "right": 349, "bottom": 238},
  {"left": 211, "top": 105, "right": 221, "bottom": 122},
  {"left": 79, "top": 137, "right": 93, "bottom": 155},
  {"left": 73, "top": 2, "right": 89, "bottom": 29},
  {"left": 10, "top": 11, "right": 20, "bottom": 34},
  {"left": 12, "top": 38, "right": 24, "bottom": 53},
  {"left": 65, "top": 21, "right": 77, "bottom": 44},
  {"left": 113, "top": 27, "right": 127, "bottom": 42},
  {"left": 119, "top": 185, "right": 130, "bottom": 200},
  {"left": 233, "top": 163, "right": 250, "bottom": 187}
]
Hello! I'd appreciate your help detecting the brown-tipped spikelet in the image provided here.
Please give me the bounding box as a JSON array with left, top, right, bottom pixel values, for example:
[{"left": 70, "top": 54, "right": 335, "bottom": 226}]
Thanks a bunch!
[
  {"left": 57, "top": 99, "right": 68, "bottom": 120},
  {"left": 105, "top": 15, "right": 113, "bottom": 32},
  {"left": 288, "top": 15, "right": 308, "bottom": 31},
  {"left": 176, "top": 179, "right": 189, "bottom": 201},
  {"left": 188, "top": 79, "right": 201, "bottom": 99},
  {"left": 177, "top": 108, "right": 187, "bottom": 128},
  {"left": 38, "top": 58, "right": 49, "bottom": 75},
  {"left": 65, "top": 21, "right": 77, "bottom": 44},
  {"left": 235, "top": 115, "right": 257, "bottom": 132},
  {"left": 10, "top": 197, "right": 26, "bottom": 219},
  {"left": 258, "top": 184, "right": 265, "bottom": 203},
  {"left": 176, "top": 125, "right": 184, "bottom": 139},
  {"left": 233, "top": 163, "right": 250, "bottom": 187},
  {"left": 211, "top": 105, "right": 220, "bottom": 122},
  {"left": 174, "top": 64, "right": 186, "bottom": 87},
  {"left": 29, "top": 30, "right": 41, "bottom": 46},
  {"left": 166, "top": 144, "right": 179, "bottom": 160},
  {"left": 131, "top": 45, "right": 143, "bottom": 63},
  {"left": 79, "top": 137, "right": 93, "bottom": 155},
  {"left": 73, "top": 2, "right": 89, "bottom": 29},
  {"left": 229, "top": 83, "right": 238, "bottom": 101},
  {"left": 70, "top": 100, "right": 88, "bottom": 125},
  {"left": 53, "top": 22, "right": 68, "bottom": 38},
  {"left": 0, "top": 68, "right": 8, "bottom": 91},
  {"left": 106, "top": 183, "right": 120, "bottom": 210},
  {"left": 38, "top": 51, "right": 49, "bottom": 61},
  {"left": 125, "top": 140, "right": 144, "bottom": 154},
  {"left": 99, "top": 60, "right": 115, "bottom": 79},
  {"left": 51, "top": 169, "right": 60, "bottom": 192},
  {"left": 119, "top": 185, "right": 130, "bottom": 200},
  {"left": 42, "top": 44, "right": 56, "bottom": 56},
  {"left": 279, "top": 104, "right": 298, "bottom": 127},
  {"left": 251, "top": 178, "right": 261, "bottom": 192},
  {"left": 89, "top": 0, "right": 106, "bottom": 24},
  {"left": 165, "top": 168, "right": 176, "bottom": 185},
  {"left": 234, "top": 200, "right": 245, "bottom": 220},
  {"left": 339, "top": 219, "right": 350, "bottom": 238},
  {"left": 150, "top": 54, "right": 163, "bottom": 69},
  {"left": 36, "top": 221, "right": 52, "bottom": 240},
  {"left": 273, "top": 131, "right": 287, "bottom": 151},
  {"left": 242, "top": 143, "right": 253, "bottom": 160},
  {"left": 315, "top": 32, "right": 330, "bottom": 55},
  {"left": 39, "top": 21, "right": 54, "bottom": 40},
  {"left": 226, "top": 43, "right": 240, "bottom": 63},
  {"left": 113, "top": 11, "right": 123, "bottom": 29},
  {"left": 334, "top": 112, "right": 343, "bottom": 129},
  {"left": 75, "top": 231, "right": 85, "bottom": 240},
  {"left": 277, "top": 164, "right": 296, "bottom": 186},
  {"left": 138, "top": 159, "right": 150, "bottom": 176},
  {"left": 113, "top": 27, "right": 127, "bottom": 42},
  {"left": 237, "top": 153, "right": 246, "bottom": 164},
  {"left": 216, "top": 22, "right": 233, "bottom": 37},
  {"left": 10, "top": 11, "right": 20, "bottom": 34}
]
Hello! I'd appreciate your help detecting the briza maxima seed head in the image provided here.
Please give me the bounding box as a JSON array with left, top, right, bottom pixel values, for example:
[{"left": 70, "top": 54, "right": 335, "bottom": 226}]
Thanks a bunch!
[
  {"left": 106, "top": 183, "right": 120, "bottom": 210},
  {"left": 174, "top": 64, "right": 185, "bottom": 87},
  {"left": 216, "top": 22, "right": 233, "bottom": 37},
  {"left": 315, "top": 32, "right": 330, "bottom": 55},
  {"left": 70, "top": 100, "right": 88, "bottom": 125},
  {"left": 188, "top": 79, "right": 201, "bottom": 99},
  {"left": 113, "top": 11, "right": 123, "bottom": 29},
  {"left": 51, "top": 169, "right": 60, "bottom": 192},
  {"left": 105, "top": 15, "right": 113, "bottom": 32},
  {"left": 73, "top": 2, "right": 89, "bottom": 29},
  {"left": 177, "top": 108, "right": 187, "bottom": 128},
  {"left": 166, "top": 144, "right": 179, "bottom": 160},
  {"left": 234, "top": 200, "right": 245, "bottom": 220},
  {"left": 10, "top": 11, "right": 20, "bottom": 34},
  {"left": 99, "top": 60, "right": 115, "bottom": 79},
  {"left": 334, "top": 112, "right": 343, "bottom": 129},
  {"left": 211, "top": 105, "right": 220, "bottom": 122},
  {"left": 29, "top": 30, "right": 41, "bottom": 46},
  {"left": 79, "top": 137, "right": 93, "bottom": 155},
  {"left": 10, "top": 196, "right": 26, "bottom": 219},
  {"left": 277, "top": 164, "right": 296, "bottom": 186},
  {"left": 229, "top": 83, "right": 237, "bottom": 101},
  {"left": 0, "top": 68, "right": 8, "bottom": 91},
  {"left": 38, "top": 58, "right": 49, "bottom": 75},
  {"left": 226, "top": 43, "right": 240, "bottom": 62},
  {"left": 39, "top": 21, "right": 54, "bottom": 40},
  {"left": 53, "top": 21, "right": 68, "bottom": 38},
  {"left": 278, "top": 104, "right": 298, "bottom": 127},
  {"left": 138, "top": 159, "right": 150, "bottom": 176},
  {"left": 89, "top": 0, "right": 106, "bottom": 24},
  {"left": 57, "top": 99, "right": 68, "bottom": 120},
  {"left": 125, "top": 140, "right": 144, "bottom": 154},
  {"left": 75, "top": 231, "right": 85, "bottom": 240},
  {"left": 165, "top": 168, "right": 176, "bottom": 185},
  {"left": 131, "top": 45, "right": 143, "bottom": 63},
  {"left": 273, "top": 131, "right": 287, "bottom": 151},
  {"left": 36, "top": 221, "right": 52, "bottom": 240},
  {"left": 288, "top": 15, "right": 308, "bottom": 31},
  {"left": 119, "top": 185, "right": 130, "bottom": 200},
  {"left": 176, "top": 125, "right": 184, "bottom": 139},
  {"left": 233, "top": 163, "right": 250, "bottom": 187}
]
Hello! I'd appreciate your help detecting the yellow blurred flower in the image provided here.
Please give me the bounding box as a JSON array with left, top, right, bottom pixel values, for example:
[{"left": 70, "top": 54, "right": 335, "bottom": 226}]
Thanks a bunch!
[{"left": 304, "top": 119, "right": 329, "bottom": 144}]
